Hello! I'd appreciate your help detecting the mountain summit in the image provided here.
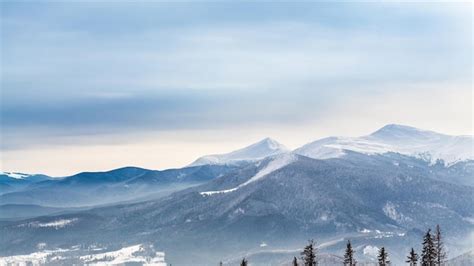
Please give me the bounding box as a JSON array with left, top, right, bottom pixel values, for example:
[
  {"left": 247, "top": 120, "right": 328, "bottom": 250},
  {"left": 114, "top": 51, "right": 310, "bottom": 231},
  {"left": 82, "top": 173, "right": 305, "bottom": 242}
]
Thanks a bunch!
[
  {"left": 369, "top": 124, "right": 445, "bottom": 141},
  {"left": 295, "top": 124, "right": 473, "bottom": 165},
  {"left": 189, "top": 138, "right": 289, "bottom": 166}
]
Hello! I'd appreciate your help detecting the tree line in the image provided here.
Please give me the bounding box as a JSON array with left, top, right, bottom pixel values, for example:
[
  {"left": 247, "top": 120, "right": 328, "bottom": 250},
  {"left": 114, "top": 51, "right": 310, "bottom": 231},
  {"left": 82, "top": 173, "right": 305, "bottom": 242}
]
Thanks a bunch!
[{"left": 233, "top": 224, "right": 446, "bottom": 266}]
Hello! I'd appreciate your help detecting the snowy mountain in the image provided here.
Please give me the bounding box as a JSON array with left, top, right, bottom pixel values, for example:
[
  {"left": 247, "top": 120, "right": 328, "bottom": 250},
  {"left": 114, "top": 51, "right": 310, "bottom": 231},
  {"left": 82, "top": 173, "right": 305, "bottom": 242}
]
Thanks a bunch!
[
  {"left": 2, "top": 152, "right": 472, "bottom": 265},
  {"left": 189, "top": 137, "right": 289, "bottom": 166},
  {"left": 295, "top": 124, "right": 473, "bottom": 165},
  {"left": 1, "top": 124, "right": 473, "bottom": 265}
]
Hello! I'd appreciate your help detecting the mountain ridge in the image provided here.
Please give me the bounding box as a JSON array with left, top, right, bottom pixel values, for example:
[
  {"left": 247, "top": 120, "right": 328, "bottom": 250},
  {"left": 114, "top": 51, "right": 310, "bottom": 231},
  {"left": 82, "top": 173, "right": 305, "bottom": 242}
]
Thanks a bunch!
[
  {"left": 295, "top": 124, "right": 473, "bottom": 165},
  {"left": 2, "top": 151, "right": 472, "bottom": 264}
]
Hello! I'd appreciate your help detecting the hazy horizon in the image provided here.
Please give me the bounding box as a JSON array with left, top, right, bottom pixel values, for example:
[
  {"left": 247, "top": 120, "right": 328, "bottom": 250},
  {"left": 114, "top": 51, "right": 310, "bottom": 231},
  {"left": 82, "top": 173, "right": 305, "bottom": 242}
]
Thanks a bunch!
[{"left": 1, "top": 123, "right": 472, "bottom": 177}]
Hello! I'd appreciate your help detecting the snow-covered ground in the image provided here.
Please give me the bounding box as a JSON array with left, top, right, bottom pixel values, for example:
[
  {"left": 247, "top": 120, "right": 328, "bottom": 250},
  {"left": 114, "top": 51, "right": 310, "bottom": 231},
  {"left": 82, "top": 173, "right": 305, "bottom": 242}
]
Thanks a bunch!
[
  {"left": 0, "top": 248, "right": 76, "bottom": 266},
  {"left": 80, "top": 244, "right": 166, "bottom": 265},
  {"left": 0, "top": 244, "right": 166, "bottom": 266}
]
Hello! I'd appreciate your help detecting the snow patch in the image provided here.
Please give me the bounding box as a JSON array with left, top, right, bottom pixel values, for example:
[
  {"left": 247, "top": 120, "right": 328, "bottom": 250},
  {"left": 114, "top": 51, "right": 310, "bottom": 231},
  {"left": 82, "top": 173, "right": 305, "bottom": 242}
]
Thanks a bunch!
[
  {"left": 234, "top": 208, "right": 245, "bottom": 214},
  {"left": 0, "top": 251, "right": 51, "bottom": 265},
  {"left": 363, "top": 245, "right": 380, "bottom": 258},
  {"left": 0, "top": 248, "right": 76, "bottom": 266},
  {"left": 200, "top": 153, "right": 296, "bottom": 196},
  {"left": 20, "top": 218, "right": 78, "bottom": 229},
  {"left": 0, "top": 171, "right": 30, "bottom": 179},
  {"left": 36, "top": 219, "right": 77, "bottom": 228},
  {"left": 80, "top": 244, "right": 166, "bottom": 265},
  {"left": 382, "top": 202, "right": 411, "bottom": 224}
]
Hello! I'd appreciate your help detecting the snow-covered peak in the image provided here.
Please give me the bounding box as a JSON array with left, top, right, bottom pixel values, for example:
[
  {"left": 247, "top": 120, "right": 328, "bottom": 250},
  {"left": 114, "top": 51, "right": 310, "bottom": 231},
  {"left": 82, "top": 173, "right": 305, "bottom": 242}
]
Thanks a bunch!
[
  {"left": 242, "top": 137, "right": 288, "bottom": 154},
  {"left": 295, "top": 124, "right": 473, "bottom": 165},
  {"left": 369, "top": 124, "right": 445, "bottom": 143},
  {"left": 189, "top": 138, "right": 289, "bottom": 167}
]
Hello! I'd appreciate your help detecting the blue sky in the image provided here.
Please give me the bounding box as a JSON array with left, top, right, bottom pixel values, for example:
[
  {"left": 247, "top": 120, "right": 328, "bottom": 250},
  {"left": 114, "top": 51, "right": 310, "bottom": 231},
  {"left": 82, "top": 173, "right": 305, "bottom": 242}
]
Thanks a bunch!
[{"left": 1, "top": 2, "right": 472, "bottom": 176}]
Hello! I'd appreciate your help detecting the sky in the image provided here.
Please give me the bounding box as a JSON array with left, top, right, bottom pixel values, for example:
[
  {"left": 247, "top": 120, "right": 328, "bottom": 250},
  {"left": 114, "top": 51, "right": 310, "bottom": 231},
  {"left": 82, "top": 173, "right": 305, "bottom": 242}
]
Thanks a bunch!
[{"left": 0, "top": 2, "right": 472, "bottom": 176}]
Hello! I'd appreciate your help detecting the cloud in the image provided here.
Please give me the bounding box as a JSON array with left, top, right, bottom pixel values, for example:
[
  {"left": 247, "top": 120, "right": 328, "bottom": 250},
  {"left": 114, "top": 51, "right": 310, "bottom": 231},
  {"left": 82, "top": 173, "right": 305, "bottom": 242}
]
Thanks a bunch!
[{"left": 1, "top": 2, "right": 472, "bottom": 174}]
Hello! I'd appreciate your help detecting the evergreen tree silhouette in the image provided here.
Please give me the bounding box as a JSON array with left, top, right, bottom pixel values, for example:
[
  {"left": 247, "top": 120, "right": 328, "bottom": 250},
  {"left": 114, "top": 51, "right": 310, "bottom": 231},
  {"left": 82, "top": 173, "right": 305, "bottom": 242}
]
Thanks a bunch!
[
  {"left": 434, "top": 225, "right": 446, "bottom": 265},
  {"left": 292, "top": 256, "right": 298, "bottom": 266},
  {"left": 343, "top": 240, "right": 356, "bottom": 266},
  {"left": 406, "top": 248, "right": 418, "bottom": 266},
  {"left": 300, "top": 239, "right": 317, "bottom": 266},
  {"left": 377, "top": 247, "right": 390, "bottom": 266},
  {"left": 421, "top": 229, "right": 436, "bottom": 265}
]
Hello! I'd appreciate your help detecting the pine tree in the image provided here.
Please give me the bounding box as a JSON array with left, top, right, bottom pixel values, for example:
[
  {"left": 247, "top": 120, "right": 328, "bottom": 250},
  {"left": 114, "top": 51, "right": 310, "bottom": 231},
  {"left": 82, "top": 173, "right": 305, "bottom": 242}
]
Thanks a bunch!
[
  {"left": 300, "top": 239, "right": 317, "bottom": 266},
  {"left": 421, "top": 229, "right": 436, "bottom": 266},
  {"left": 434, "top": 225, "right": 446, "bottom": 265},
  {"left": 377, "top": 247, "right": 390, "bottom": 266},
  {"left": 240, "top": 258, "right": 248, "bottom": 266},
  {"left": 343, "top": 240, "right": 356, "bottom": 266},
  {"left": 292, "top": 256, "right": 298, "bottom": 266},
  {"left": 406, "top": 248, "right": 418, "bottom": 266}
]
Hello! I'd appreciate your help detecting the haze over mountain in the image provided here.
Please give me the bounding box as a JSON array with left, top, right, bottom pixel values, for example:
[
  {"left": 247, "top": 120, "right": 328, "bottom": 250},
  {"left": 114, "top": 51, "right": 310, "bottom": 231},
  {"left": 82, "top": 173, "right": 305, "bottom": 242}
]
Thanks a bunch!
[
  {"left": 1, "top": 124, "right": 472, "bottom": 265},
  {"left": 2, "top": 151, "right": 472, "bottom": 264},
  {"left": 0, "top": 172, "right": 52, "bottom": 195},
  {"left": 0, "top": 165, "right": 239, "bottom": 207},
  {"left": 3, "top": 2, "right": 471, "bottom": 265}
]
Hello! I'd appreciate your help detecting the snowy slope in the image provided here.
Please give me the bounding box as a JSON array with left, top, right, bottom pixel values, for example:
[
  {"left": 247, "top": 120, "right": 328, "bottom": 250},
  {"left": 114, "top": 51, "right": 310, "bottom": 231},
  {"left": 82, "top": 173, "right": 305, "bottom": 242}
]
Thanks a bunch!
[
  {"left": 200, "top": 153, "right": 296, "bottom": 196},
  {"left": 295, "top": 124, "right": 473, "bottom": 165},
  {"left": 189, "top": 137, "right": 289, "bottom": 166},
  {"left": 0, "top": 172, "right": 30, "bottom": 180}
]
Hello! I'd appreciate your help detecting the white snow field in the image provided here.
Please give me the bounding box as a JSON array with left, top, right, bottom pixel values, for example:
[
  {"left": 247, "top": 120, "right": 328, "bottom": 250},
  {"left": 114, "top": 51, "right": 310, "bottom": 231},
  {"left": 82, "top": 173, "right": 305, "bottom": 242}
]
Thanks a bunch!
[{"left": 0, "top": 244, "right": 166, "bottom": 266}]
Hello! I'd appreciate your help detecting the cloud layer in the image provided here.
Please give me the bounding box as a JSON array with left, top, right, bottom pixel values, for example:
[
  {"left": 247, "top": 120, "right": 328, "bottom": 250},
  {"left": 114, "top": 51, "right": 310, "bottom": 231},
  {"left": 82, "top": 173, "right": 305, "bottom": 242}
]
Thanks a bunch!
[{"left": 1, "top": 2, "right": 472, "bottom": 175}]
